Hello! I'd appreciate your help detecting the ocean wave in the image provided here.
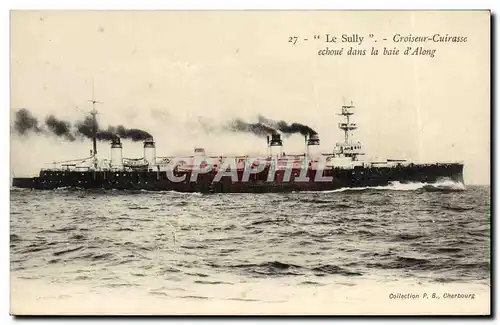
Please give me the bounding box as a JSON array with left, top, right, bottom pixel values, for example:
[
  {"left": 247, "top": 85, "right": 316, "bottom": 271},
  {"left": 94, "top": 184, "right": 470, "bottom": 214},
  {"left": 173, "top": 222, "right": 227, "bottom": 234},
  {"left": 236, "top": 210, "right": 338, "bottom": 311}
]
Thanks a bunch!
[
  {"left": 312, "top": 180, "right": 466, "bottom": 193},
  {"left": 214, "top": 261, "right": 363, "bottom": 277},
  {"left": 391, "top": 233, "right": 425, "bottom": 241},
  {"left": 299, "top": 281, "right": 325, "bottom": 286},
  {"left": 116, "top": 227, "right": 135, "bottom": 232},
  {"left": 53, "top": 246, "right": 84, "bottom": 256},
  {"left": 298, "top": 198, "right": 332, "bottom": 204},
  {"left": 194, "top": 280, "right": 233, "bottom": 285},
  {"left": 367, "top": 256, "right": 439, "bottom": 271},
  {"left": 442, "top": 205, "right": 475, "bottom": 212},
  {"left": 20, "top": 246, "right": 51, "bottom": 254},
  {"left": 249, "top": 218, "right": 290, "bottom": 226},
  {"left": 434, "top": 247, "right": 463, "bottom": 253},
  {"left": 69, "top": 234, "right": 87, "bottom": 240},
  {"left": 10, "top": 184, "right": 489, "bottom": 289},
  {"left": 211, "top": 224, "right": 237, "bottom": 232},
  {"left": 78, "top": 252, "right": 114, "bottom": 261},
  {"left": 127, "top": 205, "right": 150, "bottom": 210},
  {"left": 10, "top": 187, "right": 34, "bottom": 192},
  {"left": 356, "top": 229, "right": 378, "bottom": 237},
  {"left": 311, "top": 264, "right": 363, "bottom": 276}
]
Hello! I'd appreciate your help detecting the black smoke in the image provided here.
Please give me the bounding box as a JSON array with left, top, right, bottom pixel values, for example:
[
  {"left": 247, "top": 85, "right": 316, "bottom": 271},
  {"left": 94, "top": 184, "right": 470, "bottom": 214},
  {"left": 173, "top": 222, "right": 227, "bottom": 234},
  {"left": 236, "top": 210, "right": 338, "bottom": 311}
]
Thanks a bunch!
[
  {"left": 45, "top": 115, "right": 75, "bottom": 141},
  {"left": 107, "top": 125, "right": 152, "bottom": 141},
  {"left": 258, "top": 115, "right": 317, "bottom": 137},
  {"left": 74, "top": 116, "right": 113, "bottom": 141},
  {"left": 74, "top": 116, "right": 115, "bottom": 141},
  {"left": 14, "top": 109, "right": 43, "bottom": 135},
  {"left": 13, "top": 108, "right": 152, "bottom": 142},
  {"left": 277, "top": 122, "right": 317, "bottom": 137},
  {"left": 98, "top": 129, "right": 119, "bottom": 141},
  {"left": 226, "top": 118, "right": 278, "bottom": 138},
  {"left": 75, "top": 117, "right": 152, "bottom": 142}
]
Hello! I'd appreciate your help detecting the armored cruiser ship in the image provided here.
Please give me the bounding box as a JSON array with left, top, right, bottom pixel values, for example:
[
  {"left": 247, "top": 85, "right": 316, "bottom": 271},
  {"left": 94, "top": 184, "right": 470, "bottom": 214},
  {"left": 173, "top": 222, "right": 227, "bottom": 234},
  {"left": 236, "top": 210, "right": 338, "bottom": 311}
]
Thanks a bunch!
[{"left": 12, "top": 103, "right": 464, "bottom": 193}]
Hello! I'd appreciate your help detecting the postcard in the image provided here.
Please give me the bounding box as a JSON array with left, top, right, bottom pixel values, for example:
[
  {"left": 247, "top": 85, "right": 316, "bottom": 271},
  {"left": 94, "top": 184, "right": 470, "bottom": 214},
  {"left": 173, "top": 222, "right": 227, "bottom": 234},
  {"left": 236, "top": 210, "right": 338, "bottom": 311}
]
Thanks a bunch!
[{"left": 10, "top": 10, "right": 491, "bottom": 315}]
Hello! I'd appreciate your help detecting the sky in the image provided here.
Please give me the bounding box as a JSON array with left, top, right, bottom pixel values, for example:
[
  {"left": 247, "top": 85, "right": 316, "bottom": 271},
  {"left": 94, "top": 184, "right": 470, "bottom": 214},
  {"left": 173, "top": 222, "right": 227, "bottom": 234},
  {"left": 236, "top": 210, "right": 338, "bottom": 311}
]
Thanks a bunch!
[{"left": 10, "top": 10, "right": 490, "bottom": 184}]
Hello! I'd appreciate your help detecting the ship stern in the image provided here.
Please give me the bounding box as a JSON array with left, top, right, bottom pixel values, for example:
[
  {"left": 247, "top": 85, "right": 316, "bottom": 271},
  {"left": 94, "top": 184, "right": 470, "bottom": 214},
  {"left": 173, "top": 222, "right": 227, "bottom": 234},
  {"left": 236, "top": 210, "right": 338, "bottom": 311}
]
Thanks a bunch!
[{"left": 12, "top": 177, "right": 36, "bottom": 189}]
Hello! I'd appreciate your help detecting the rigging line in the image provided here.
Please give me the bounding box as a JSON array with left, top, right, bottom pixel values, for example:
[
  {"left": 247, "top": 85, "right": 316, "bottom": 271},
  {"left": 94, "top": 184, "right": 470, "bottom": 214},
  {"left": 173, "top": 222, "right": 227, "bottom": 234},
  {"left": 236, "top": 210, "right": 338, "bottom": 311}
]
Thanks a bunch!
[{"left": 45, "top": 156, "right": 93, "bottom": 164}]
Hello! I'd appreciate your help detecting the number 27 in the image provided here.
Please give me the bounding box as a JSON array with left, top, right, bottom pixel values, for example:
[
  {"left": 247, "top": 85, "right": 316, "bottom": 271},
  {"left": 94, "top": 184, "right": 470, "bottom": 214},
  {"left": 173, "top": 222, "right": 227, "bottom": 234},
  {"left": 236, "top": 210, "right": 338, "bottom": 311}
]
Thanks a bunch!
[{"left": 288, "top": 36, "right": 298, "bottom": 45}]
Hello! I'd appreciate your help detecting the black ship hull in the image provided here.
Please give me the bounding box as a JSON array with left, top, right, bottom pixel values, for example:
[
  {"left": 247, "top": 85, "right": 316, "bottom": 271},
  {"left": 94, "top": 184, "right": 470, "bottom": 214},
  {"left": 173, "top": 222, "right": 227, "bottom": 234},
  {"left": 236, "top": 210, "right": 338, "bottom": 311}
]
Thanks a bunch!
[{"left": 12, "top": 163, "right": 464, "bottom": 193}]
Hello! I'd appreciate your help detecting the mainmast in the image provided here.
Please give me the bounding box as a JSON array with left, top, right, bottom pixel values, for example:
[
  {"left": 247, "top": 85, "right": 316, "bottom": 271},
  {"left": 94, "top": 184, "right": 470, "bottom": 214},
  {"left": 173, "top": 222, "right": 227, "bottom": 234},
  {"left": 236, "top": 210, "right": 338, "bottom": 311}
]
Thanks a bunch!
[
  {"left": 90, "top": 105, "right": 98, "bottom": 156},
  {"left": 88, "top": 80, "right": 102, "bottom": 158}
]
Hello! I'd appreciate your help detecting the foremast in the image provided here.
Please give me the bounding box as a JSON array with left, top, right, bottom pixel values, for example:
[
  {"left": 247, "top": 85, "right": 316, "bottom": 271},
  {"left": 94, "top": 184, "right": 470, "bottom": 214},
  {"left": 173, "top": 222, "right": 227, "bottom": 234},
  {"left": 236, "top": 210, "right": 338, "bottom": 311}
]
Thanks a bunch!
[{"left": 334, "top": 102, "right": 364, "bottom": 161}]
